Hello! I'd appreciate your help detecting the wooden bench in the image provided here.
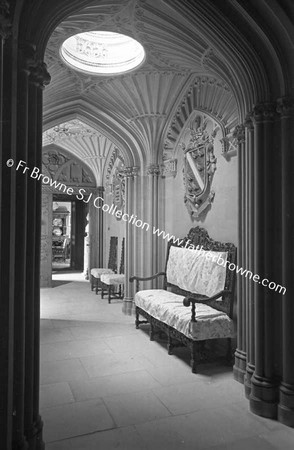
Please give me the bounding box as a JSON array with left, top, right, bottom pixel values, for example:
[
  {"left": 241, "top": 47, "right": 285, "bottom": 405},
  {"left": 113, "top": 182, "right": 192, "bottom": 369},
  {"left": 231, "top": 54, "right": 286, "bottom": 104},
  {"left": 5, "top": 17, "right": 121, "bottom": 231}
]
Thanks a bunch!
[{"left": 130, "top": 226, "right": 236, "bottom": 373}]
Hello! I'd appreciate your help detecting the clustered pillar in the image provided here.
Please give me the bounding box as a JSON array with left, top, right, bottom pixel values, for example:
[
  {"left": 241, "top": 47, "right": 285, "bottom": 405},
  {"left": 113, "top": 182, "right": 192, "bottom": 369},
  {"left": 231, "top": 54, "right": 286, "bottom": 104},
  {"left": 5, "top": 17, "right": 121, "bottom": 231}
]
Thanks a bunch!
[
  {"left": 233, "top": 124, "right": 247, "bottom": 382},
  {"left": 0, "top": 15, "right": 50, "bottom": 449},
  {"left": 234, "top": 100, "right": 294, "bottom": 427},
  {"left": 277, "top": 98, "right": 294, "bottom": 427},
  {"left": 146, "top": 164, "right": 160, "bottom": 288},
  {"left": 122, "top": 166, "right": 139, "bottom": 315}
]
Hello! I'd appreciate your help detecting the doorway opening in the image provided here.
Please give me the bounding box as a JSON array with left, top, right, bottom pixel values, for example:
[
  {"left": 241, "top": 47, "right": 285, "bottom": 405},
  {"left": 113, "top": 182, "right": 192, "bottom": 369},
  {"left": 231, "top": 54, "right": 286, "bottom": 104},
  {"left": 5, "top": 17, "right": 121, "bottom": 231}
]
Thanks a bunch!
[
  {"left": 52, "top": 201, "right": 71, "bottom": 270},
  {"left": 51, "top": 194, "right": 88, "bottom": 275}
]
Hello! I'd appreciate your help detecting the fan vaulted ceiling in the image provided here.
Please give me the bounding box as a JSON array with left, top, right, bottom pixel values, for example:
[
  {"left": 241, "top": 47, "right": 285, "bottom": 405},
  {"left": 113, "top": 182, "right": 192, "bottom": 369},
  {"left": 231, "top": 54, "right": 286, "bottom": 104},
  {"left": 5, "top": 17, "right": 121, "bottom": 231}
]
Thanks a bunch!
[{"left": 43, "top": 0, "right": 239, "bottom": 184}]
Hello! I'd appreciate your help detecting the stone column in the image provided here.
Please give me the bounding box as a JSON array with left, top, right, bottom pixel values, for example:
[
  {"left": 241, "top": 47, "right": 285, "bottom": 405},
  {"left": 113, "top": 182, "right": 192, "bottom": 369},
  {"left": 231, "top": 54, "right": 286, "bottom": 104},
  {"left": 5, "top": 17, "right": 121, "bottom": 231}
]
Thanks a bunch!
[
  {"left": 147, "top": 164, "right": 160, "bottom": 288},
  {"left": 26, "top": 49, "right": 50, "bottom": 450},
  {"left": 249, "top": 103, "right": 279, "bottom": 419},
  {"left": 0, "top": 29, "right": 50, "bottom": 448},
  {"left": 244, "top": 116, "right": 255, "bottom": 397},
  {"left": 0, "top": 5, "right": 14, "bottom": 447},
  {"left": 122, "top": 166, "right": 139, "bottom": 315},
  {"left": 233, "top": 124, "right": 247, "bottom": 383},
  {"left": 277, "top": 97, "right": 294, "bottom": 427}
]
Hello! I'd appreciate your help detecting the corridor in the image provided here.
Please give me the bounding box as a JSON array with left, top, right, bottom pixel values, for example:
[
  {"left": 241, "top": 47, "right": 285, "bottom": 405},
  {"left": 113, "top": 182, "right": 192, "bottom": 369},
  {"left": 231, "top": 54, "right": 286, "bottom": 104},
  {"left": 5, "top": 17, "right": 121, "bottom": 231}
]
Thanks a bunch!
[{"left": 40, "top": 273, "right": 294, "bottom": 449}]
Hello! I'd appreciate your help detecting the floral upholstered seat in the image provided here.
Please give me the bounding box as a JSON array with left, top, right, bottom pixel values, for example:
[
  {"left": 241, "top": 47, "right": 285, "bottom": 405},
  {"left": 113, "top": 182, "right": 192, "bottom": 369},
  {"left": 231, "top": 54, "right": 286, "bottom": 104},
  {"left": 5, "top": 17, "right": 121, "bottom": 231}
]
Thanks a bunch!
[
  {"left": 100, "top": 273, "right": 125, "bottom": 285},
  {"left": 90, "top": 268, "right": 114, "bottom": 278},
  {"left": 134, "top": 289, "right": 234, "bottom": 341}
]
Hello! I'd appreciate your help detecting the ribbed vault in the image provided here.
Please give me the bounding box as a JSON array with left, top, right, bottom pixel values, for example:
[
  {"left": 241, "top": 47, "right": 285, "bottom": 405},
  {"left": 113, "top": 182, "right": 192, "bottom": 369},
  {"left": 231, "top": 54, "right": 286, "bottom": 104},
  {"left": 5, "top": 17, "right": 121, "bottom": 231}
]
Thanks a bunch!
[
  {"left": 39, "top": 0, "right": 287, "bottom": 174},
  {"left": 43, "top": 119, "right": 120, "bottom": 185}
]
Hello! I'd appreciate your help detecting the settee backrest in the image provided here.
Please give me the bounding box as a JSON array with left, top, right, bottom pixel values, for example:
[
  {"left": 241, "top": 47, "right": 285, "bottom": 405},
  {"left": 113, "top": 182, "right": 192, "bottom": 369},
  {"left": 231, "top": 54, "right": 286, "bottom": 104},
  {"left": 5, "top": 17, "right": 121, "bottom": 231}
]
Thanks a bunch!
[{"left": 163, "top": 226, "right": 237, "bottom": 318}]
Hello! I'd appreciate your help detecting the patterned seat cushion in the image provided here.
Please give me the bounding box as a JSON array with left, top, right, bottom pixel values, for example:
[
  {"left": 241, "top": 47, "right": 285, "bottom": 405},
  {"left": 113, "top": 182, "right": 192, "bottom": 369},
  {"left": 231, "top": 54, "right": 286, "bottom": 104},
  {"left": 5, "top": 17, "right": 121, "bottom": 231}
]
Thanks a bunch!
[
  {"left": 90, "top": 268, "right": 114, "bottom": 278},
  {"left": 134, "top": 289, "right": 234, "bottom": 341},
  {"left": 166, "top": 246, "right": 228, "bottom": 297},
  {"left": 101, "top": 273, "right": 125, "bottom": 285}
]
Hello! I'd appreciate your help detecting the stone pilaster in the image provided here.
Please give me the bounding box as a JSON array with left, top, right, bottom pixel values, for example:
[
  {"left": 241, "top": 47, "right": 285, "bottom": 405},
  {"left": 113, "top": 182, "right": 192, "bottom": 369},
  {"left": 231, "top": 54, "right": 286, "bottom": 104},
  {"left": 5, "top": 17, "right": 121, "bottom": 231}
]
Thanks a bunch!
[
  {"left": 277, "top": 97, "right": 294, "bottom": 427},
  {"left": 249, "top": 103, "right": 279, "bottom": 419},
  {"left": 233, "top": 124, "right": 247, "bottom": 383},
  {"left": 146, "top": 164, "right": 160, "bottom": 288},
  {"left": 0, "top": 4, "right": 14, "bottom": 446},
  {"left": 0, "top": 36, "right": 50, "bottom": 450},
  {"left": 122, "top": 166, "right": 139, "bottom": 315},
  {"left": 243, "top": 116, "right": 255, "bottom": 397},
  {"left": 25, "top": 47, "right": 50, "bottom": 450}
]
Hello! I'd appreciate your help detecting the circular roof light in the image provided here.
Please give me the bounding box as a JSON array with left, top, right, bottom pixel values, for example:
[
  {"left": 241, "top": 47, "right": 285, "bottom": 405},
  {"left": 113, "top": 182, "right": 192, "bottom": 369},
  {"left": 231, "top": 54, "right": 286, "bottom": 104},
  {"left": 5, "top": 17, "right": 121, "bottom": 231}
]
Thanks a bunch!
[{"left": 60, "top": 31, "right": 145, "bottom": 75}]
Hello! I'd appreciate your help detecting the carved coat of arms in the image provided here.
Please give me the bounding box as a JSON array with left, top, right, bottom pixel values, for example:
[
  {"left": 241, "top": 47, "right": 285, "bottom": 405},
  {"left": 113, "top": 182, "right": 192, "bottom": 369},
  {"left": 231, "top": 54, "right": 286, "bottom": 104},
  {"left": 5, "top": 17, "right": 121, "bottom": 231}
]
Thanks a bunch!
[{"left": 181, "top": 115, "right": 217, "bottom": 218}]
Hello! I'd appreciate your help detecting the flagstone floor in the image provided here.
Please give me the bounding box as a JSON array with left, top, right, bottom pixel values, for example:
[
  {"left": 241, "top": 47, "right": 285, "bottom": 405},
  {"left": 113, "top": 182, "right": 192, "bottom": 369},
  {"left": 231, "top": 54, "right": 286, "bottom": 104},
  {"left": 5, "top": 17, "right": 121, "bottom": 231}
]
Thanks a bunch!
[{"left": 40, "top": 272, "right": 294, "bottom": 449}]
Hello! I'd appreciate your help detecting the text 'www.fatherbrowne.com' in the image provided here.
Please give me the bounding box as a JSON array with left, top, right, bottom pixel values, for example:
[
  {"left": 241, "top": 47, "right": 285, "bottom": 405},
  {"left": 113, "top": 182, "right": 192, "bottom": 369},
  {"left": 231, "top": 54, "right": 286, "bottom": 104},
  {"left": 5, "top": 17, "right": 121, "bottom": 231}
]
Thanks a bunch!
[{"left": 7, "top": 158, "right": 286, "bottom": 295}]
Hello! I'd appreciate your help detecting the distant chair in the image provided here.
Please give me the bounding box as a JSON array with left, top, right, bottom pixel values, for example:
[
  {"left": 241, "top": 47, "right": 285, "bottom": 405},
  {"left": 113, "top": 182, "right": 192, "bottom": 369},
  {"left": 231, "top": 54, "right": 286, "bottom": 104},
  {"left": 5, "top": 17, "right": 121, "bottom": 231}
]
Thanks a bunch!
[
  {"left": 52, "top": 236, "right": 69, "bottom": 262},
  {"left": 90, "top": 236, "right": 118, "bottom": 295},
  {"left": 101, "top": 237, "right": 125, "bottom": 303}
]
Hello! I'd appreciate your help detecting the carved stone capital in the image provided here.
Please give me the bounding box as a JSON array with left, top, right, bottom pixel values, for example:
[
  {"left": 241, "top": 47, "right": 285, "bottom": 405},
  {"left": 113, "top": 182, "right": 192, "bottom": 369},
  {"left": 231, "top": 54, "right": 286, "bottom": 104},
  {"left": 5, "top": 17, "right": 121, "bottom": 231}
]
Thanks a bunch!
[
  {"left": 252, "top": 103, "right": 276, "bottom": 123},
  {"left": 19, "top": 42, "right": 51, "bottom": 87},
  {"left": 276, "top": 97, "right": 294, "bottom": 118},
  {"left": 97, "top": 186, "right": 105, "bottom": 194},
  {"left": 147, "top": 164, "right": 160, "bottom": 176},
  {"left": 232, "top": 124, "right": 245, "bottom": 144},
  {"left": 0, "top": 0, "right": 11, "bottom": 40},
  {"left": 220, "top": 134, "right": 238, "bottom": 158},
  {"left": 244, "top": 115, "right": 254, "bottom": 130},
  {"left": 123, "top": 166, "right": 139, "bottom": 178},
  {"left": 30, "top": 61, "right": 51, "bottom": 88}
]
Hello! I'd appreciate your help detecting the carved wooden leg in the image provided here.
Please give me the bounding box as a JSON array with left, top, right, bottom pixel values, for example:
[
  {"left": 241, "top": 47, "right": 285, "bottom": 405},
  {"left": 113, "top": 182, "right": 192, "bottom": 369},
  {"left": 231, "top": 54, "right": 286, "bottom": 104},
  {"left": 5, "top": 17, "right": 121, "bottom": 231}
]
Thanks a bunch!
[
  {"left": 91, "top": 275, "right": 94, "bottom": 291},
  {"left": 135, "top": 308, "right": 140, "bottom": 329},
  {"left": 150, "top": 323, "right": 155, "bottom": 341},
  {"left": 95, "top": 278, "right": 99, "bottom": 295},
  {"left": 191, "top": 341, "right": 197, "bottom": 373},
  {"left": 226, "top": 338, "right": 232, "bottom": 364},
  {"left": 108, "top": 286, "right": 111, "bottom": 304},
  {"left": 198, "top": 340, "right": 206, "bottom": 360},
  {"left": 167, "top": 333, "right": 173, "bottom": 355}
]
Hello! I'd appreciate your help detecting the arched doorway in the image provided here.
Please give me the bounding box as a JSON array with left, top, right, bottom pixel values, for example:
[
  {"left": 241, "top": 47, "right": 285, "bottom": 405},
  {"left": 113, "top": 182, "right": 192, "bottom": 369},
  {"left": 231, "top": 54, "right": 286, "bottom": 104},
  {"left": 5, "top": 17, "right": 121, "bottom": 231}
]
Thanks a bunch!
[
  {"left": 1, "top": 1, "right": 294, "bottom": 448},
  {"left": 40, "top": 144, "right": 96, "bottom": 285}
]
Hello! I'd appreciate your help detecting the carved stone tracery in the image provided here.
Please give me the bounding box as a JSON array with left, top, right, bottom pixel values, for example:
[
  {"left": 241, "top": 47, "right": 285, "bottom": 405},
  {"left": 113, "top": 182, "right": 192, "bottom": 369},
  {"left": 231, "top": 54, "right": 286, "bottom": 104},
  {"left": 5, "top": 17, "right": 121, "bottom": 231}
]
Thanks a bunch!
[
  {"left": 42, "top": 149, "right": 95, "bottom": 186},
  {"left": 161, "top": 159, "right": 177, "bottom": 177}
]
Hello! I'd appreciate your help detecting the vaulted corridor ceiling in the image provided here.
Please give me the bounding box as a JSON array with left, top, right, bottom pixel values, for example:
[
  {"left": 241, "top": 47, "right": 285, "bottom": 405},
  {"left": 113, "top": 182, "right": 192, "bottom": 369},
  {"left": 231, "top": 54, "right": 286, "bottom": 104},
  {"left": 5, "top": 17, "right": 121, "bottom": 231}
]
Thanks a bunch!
[{"left": 43, "top": 0, "right": 240, "bottom": 176}]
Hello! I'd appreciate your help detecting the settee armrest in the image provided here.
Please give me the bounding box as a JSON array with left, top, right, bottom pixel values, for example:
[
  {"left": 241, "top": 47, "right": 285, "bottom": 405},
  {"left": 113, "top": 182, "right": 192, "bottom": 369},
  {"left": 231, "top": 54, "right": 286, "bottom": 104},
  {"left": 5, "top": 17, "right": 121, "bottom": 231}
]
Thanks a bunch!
[
  {"left": 129, "top": 272, "right": 166, "bottom": 293},
  {"left": 183, "top": 290, "right": 231, "bottom": 322}
]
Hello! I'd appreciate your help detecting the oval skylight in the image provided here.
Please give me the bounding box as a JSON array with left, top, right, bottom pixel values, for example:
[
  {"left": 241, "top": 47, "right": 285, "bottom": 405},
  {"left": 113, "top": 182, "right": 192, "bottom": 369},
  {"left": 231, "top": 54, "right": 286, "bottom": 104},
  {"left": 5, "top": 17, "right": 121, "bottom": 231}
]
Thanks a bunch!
[{"left": 60, "top": 31, "right": 145, "bottom": 75}]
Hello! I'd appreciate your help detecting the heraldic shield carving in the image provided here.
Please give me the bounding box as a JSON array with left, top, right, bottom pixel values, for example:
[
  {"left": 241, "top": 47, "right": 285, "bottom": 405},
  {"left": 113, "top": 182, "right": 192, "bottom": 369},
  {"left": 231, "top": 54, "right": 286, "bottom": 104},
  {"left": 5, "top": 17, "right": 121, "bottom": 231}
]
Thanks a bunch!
[{"left": 181, "top": 114, "right": 218, "bottom": 218}]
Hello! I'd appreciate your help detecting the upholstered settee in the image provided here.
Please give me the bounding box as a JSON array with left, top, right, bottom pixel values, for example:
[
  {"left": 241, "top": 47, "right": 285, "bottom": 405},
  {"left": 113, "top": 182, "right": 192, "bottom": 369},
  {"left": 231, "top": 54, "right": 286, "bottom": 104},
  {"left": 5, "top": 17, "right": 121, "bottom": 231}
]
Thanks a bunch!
[{"left": 130, "top": 226, "right": 236, "bottom": 373}]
